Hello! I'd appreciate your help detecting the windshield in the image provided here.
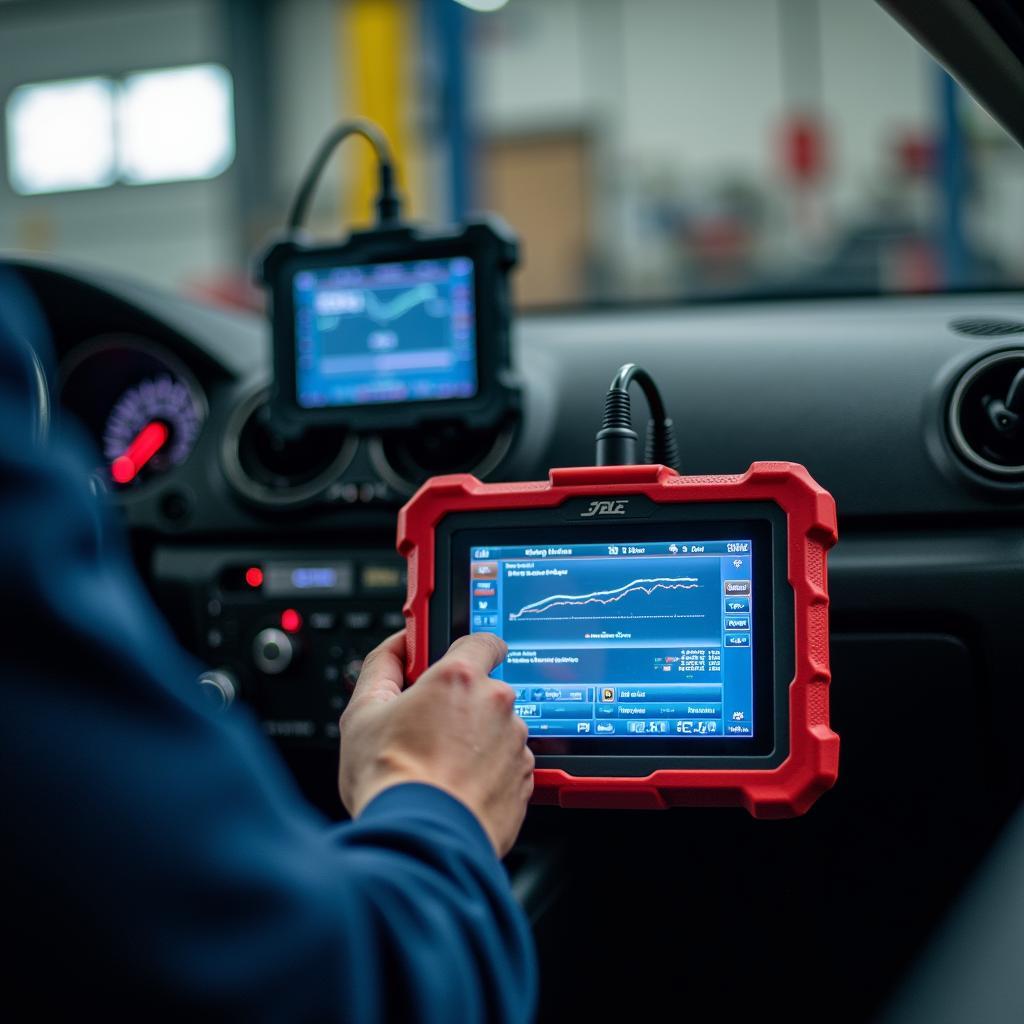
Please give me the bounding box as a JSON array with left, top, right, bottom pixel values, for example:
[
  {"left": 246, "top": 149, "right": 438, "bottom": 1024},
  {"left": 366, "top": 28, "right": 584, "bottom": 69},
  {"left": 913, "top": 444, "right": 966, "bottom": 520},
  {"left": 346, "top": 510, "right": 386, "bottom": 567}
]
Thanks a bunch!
[{"left": 1, "top": 0, "right": 1022, "bottom": 309}]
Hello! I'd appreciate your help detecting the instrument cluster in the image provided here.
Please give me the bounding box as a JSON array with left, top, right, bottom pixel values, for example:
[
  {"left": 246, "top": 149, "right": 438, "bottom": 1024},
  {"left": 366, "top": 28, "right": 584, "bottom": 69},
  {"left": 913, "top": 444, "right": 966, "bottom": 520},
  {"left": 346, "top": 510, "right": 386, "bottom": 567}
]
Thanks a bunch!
[{"left": 59, "top": 336, "right": 206, "bottom": 494}]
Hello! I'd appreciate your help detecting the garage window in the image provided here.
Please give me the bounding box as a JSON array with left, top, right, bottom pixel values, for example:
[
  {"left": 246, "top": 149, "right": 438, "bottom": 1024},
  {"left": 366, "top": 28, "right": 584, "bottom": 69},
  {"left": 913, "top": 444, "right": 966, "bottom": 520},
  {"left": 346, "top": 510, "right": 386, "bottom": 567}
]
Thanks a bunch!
[
  {"left": 5, "top": 77, "right": 117, "bottom": 195},
  {"left": 5, "top": 63, "right": 235, "bottom": 195}
]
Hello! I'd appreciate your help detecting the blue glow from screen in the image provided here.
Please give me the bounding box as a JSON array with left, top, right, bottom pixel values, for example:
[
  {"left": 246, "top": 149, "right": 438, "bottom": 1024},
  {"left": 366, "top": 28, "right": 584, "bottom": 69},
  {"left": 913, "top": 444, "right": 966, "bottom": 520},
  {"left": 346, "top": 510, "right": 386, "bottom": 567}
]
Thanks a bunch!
[
  {"left": 469, "top": 539, "right": 755, "bottom": 739},
  {"left": 293, "top": 257, "right": 477, "bottom": 408}
]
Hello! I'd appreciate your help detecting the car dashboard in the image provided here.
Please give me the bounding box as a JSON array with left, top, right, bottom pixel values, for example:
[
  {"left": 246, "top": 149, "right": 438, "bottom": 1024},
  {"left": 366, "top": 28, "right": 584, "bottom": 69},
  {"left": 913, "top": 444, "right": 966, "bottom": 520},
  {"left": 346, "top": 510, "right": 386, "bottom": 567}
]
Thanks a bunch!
[{"left": 12, "top": 255, "right": 1024, "bottom": 1021}]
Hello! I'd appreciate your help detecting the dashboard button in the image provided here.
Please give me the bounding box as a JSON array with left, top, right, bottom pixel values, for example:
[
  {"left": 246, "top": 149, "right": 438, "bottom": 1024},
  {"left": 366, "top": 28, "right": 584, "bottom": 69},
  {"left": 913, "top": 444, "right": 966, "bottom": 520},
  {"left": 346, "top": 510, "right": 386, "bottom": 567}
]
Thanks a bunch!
[
  {"left": 342, "top": 611, "right": 374, "bottom": 631},
  {"left": 380, "top": 610, "right": 405, "bottom": 631}
]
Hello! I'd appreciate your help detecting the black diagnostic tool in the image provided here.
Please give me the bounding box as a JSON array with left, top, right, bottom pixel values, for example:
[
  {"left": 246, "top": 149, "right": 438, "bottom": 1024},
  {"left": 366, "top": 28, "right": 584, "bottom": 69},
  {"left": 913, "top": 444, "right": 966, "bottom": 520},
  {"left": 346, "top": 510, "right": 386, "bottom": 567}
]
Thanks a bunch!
[{"left": 257, "top": 119, "right": 520, "bottom": 435}]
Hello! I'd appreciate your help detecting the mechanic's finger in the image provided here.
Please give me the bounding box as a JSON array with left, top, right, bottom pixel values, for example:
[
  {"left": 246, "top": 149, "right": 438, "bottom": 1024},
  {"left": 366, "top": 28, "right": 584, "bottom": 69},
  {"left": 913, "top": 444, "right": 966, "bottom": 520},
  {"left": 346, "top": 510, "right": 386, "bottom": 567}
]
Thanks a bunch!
[
  {"left": 511, "top": 712, "right": 529, "bottom": 744},
  {"left": 347, "top": 631, "right": 407, "bottom": 704},
  {"left": 422, "top": 632, "right": 508, "bottom": 686}
]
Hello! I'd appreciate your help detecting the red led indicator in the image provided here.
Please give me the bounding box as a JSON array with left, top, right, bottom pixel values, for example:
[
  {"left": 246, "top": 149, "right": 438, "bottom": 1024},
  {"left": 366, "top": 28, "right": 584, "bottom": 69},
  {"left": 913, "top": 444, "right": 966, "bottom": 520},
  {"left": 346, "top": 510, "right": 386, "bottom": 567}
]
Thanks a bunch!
[
  {"left": 245, "top": 566, "right": 264, "bottom": 588},
  {"left": 280, "top": 608, "right": 302, "bottom": 633}
]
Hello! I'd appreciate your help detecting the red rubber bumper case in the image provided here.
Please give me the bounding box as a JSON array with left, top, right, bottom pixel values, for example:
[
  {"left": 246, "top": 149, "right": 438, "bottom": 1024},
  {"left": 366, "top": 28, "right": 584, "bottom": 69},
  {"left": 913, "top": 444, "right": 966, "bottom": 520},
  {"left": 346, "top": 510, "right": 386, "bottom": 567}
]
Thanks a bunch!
[{"left": 397, "top": 462, "right": 838, "bottom": 817}]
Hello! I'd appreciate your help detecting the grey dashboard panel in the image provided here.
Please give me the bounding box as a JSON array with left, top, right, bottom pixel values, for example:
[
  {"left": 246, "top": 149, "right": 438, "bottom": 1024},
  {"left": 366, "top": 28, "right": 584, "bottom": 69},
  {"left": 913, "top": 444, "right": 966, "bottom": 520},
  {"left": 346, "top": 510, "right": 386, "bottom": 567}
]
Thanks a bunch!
[{"left": 513, "top": 295, "right": 1024, "bottom": 519}]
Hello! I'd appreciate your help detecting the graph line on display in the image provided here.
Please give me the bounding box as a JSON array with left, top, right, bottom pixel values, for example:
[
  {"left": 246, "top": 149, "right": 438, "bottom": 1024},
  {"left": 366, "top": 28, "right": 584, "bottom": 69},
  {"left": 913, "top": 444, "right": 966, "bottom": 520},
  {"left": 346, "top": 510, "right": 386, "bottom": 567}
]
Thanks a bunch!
[
  {"left": 364, "top": 283, "right": 439, "bottom": 324},
  {"left": 508, "top": 577, "right": 700, "bottom": 621}
]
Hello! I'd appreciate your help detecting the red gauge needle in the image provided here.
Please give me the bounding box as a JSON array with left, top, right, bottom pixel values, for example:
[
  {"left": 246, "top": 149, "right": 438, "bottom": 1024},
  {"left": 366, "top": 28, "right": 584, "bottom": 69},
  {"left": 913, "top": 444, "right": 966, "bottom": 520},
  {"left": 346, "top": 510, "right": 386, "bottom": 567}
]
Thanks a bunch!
[{"left": 111, "top": 421, "right": 169, "bottom": 484}]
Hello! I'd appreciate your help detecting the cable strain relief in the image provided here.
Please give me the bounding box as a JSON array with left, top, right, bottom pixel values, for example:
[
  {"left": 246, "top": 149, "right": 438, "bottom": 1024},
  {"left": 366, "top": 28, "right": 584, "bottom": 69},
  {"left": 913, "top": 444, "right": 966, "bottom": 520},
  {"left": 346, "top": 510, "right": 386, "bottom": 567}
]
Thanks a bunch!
[
  {"left": 602, "top": 387, "right": 633, "bottom": 430},
  {"left": 645, "top": 417, "right": 681, "bottom": 470},
  {"left": 375, "top": 163, "right": 401, "bottom": 225}
]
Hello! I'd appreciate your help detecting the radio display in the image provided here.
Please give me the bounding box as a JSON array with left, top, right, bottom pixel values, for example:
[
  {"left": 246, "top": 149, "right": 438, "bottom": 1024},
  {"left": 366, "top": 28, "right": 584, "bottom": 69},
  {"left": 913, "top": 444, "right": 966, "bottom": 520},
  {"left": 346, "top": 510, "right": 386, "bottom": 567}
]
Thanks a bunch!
[
  {"left": 263, "top": 561, "right": 354, "bottom": 597},
  {"left": 467, "top": 538, "right": 755, "bottom": 740},
  {"left": 292, "top": 257, "right": 477, "bottom": 409}
]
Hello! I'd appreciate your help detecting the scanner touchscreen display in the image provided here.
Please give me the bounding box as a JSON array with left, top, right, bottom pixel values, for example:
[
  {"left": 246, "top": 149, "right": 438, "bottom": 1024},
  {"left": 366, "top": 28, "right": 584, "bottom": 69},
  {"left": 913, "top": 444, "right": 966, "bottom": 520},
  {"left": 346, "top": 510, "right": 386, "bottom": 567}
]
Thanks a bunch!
[
  {"left": 293, "top": 256, "right": 477, "bottom": 409},
  {"left": 468, "top": 538, "right": 755, "bottom": 740}
]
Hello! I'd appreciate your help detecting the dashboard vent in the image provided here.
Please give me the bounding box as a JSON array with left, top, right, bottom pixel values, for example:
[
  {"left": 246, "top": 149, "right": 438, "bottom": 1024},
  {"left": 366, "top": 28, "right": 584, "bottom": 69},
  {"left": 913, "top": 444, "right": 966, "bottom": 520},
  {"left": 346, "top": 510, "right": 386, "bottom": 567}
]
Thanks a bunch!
[
  {"left": 369, "top": 417, "right": 517, "bottom": 496},
  {"left": 950, "top": 317, "right": 1024, "bottom": 338},
  {"left": 947, "top": 349, "right": 1024, "bottom": 483},
  {"left": 222, "top": 389, "right": 356, "bottom": 506}
]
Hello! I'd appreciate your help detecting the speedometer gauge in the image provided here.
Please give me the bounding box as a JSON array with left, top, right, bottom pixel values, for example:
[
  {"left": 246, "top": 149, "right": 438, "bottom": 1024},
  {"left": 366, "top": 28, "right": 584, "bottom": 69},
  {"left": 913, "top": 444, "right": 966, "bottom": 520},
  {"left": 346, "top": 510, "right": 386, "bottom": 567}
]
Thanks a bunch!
[{"left": 60, "top": 337, "right": 206, "bottom": 492}]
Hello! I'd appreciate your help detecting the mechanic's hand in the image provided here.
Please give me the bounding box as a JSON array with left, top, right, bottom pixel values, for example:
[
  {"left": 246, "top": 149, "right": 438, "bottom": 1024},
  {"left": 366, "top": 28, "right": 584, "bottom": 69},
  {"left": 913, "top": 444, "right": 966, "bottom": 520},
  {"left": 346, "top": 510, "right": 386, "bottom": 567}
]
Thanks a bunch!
[{"left": 338, "top": 631, "right": 533, "bottom": 857}]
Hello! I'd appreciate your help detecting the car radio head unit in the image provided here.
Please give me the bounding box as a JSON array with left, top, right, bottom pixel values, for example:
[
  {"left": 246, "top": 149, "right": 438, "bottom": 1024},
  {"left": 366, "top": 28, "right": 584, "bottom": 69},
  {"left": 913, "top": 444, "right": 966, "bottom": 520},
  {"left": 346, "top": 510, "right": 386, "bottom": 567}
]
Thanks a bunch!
[
  {"left": 259, "top": 219, "right": 519, "bottom": 433},
  {"left": 398, "top": 461, "right": 839, "bottom": 817}
]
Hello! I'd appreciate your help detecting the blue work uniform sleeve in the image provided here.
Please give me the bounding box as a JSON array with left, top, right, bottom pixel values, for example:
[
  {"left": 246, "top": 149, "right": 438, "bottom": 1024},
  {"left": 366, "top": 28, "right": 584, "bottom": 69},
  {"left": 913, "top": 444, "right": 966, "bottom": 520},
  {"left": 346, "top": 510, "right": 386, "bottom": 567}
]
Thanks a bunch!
[{"left": 0, "top": 269, "right": 537, "bottom": 1022}]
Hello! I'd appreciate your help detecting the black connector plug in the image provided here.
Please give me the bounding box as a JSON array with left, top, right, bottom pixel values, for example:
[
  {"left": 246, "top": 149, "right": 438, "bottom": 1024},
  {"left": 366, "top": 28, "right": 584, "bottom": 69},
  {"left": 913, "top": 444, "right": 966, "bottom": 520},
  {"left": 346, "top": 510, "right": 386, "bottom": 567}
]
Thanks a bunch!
[
  {"left": 596, "top": 386, "right": 640, "bottom": 466},
  {"left": 595, "top": 363, "right": 679, "bottom": 470}
]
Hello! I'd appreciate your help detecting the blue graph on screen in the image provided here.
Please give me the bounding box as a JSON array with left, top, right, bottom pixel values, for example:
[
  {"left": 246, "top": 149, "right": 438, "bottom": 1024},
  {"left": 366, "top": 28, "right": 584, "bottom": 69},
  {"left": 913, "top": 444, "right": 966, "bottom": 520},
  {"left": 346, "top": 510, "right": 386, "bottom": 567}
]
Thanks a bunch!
[
  {"left": 316, "top": 283, "right": 446, "bottom": 350},
  {"left": 293, "top": 256, "right": 477, "bottom": 408},
  {"left": 362, "top": 283, "right": 439, "bottom": 324},
  {"left": 500, "top": 556, "right": 722, "bottom": 648},
  {"left": 509, "top": 576, "right": 700, "bottom": 620}
]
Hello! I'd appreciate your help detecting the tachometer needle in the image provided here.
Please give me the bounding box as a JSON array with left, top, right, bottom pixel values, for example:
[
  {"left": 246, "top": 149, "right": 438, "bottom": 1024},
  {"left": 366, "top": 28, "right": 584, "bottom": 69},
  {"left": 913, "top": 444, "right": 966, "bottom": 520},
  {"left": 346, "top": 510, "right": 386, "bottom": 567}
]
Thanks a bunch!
[{"left": 111, "top": 421, "right": 169, "bottom": 484}]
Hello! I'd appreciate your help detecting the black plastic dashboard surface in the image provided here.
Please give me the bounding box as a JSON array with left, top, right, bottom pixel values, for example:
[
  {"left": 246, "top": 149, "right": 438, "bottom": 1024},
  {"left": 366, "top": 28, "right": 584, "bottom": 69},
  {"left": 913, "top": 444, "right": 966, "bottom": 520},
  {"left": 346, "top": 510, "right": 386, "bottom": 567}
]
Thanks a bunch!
[{"left": 13, "top": 256, "right": 1024, "bottom": 528}]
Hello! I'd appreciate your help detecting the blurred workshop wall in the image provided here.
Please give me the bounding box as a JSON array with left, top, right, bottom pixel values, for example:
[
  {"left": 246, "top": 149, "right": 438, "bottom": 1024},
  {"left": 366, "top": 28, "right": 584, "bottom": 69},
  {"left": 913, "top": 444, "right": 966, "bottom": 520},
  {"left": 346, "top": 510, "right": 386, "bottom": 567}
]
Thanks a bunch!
[
  {"left": 0, "top": 0, "right": 238, "bottom": 291},
  {"left": 469, "top": 0, "right": 952, "bottom": 304},
  {"left": 481, "top": 131, "right": 591, "bottom": 306},
  {"left": 1, "top": 0, "right": 1020, "bottom": 304}
]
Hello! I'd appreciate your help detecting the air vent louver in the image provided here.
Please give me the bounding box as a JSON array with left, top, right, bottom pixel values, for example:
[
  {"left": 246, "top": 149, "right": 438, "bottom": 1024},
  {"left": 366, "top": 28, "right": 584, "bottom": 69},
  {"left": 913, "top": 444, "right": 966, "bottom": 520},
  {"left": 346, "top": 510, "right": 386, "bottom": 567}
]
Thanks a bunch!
[
  {"left": 369, "top": 418, "right": 517, "bottom": 496},
  {"left": 948, "top": 350, "right": 1024, "bottom": 483},
  {"left": 950, "top": 317, "right": 1024, "bottom": 338},
  {"left": 222, "top": 389, "right": 356, "bottom": 506}
]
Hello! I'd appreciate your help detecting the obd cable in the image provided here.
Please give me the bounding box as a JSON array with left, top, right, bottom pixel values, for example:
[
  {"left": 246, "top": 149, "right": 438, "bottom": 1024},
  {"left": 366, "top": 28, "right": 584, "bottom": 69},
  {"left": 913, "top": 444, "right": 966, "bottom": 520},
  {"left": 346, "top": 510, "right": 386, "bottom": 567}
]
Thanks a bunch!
[{"left": 595, "top": 363, "right": 680, "bottom": 470}]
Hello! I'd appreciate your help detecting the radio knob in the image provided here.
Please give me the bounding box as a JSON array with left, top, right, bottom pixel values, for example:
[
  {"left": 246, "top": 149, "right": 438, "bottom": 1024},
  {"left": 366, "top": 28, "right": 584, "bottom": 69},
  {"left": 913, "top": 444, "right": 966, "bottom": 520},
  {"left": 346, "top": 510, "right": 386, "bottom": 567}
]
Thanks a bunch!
[
  {"left": 197, "top": 668, "right": 237, "bottom": 711},
  {"left": 253, "top": 627, "right": 294, "bottom": 675}
]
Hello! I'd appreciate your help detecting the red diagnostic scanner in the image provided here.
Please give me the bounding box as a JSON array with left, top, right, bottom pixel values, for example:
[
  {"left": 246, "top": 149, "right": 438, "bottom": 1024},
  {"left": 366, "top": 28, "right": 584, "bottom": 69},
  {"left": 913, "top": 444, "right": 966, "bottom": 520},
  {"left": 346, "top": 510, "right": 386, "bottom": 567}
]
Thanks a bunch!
[{"left": 397, "top": 462, "right": 838, "bottom": 817}]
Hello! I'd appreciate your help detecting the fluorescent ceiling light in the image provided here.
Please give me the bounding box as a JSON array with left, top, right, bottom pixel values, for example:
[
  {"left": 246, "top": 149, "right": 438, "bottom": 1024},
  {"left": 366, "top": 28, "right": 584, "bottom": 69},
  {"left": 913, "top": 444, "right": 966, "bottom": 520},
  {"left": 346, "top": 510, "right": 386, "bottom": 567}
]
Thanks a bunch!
[
  {"left": 5, "top": 77, "right": 116, "bottom": 195},
  {"left": 117, "top": 63, "right": 235, "bottom": 185},
  {"left": 454, "top": 0, "right": 509, "bottom": 11}
]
